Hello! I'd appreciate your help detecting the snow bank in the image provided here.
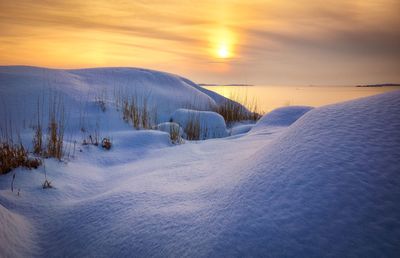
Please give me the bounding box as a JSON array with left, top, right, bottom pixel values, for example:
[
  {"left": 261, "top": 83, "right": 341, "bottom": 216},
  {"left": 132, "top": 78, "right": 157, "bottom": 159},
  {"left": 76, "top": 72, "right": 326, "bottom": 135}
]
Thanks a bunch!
[
  {"left": 252, "top": 105, "right": 313, "bottom": 132},
  {"left": 213, "top": 91, "right": 400, "bottom": 256},
  {"left": 171, "top": 109, "right": 229, "bottom": 139}
]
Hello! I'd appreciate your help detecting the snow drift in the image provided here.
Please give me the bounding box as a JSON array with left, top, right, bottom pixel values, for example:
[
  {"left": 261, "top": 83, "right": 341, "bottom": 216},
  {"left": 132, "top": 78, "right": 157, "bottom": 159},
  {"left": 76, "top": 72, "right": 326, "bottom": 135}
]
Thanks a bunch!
[
  {"left": 0, "top": 66, "right": 239, "bottom": 130},
  {"left": 252, "top": 105, "right": 313, "bottom": 131},
  {"left": 213, "top": 91, "right": 400, "bottom": 256}
]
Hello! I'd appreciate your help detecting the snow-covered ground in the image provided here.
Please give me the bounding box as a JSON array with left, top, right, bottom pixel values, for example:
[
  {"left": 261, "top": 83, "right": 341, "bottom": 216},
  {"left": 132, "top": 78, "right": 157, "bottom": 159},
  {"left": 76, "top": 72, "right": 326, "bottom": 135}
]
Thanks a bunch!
[
  {"left": 1, "top": 66, "right": 400, "bottom": 257},
  {"left": 0, "top": 66, "right": 239, "bottom": 136}
]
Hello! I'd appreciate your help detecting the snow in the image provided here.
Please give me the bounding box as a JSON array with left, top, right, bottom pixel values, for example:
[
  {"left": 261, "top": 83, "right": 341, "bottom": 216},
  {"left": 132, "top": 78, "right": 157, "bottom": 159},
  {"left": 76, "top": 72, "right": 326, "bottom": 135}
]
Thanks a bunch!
[
  {"left": 230, "top": 123, "right": 255, "bottom": 136},
  {"left": 1, "top": 66, "right": 400, "bottom": 257},
  {"left": 0, "top": 66, "right": 235, "bottom": 131},
  {"left": 155, "top": 122, "right": 184, "bottom": 137},
  {"left": 0, "top": 204, "right": 37, "bottom": 257},
  {"left": 171, "top": 109, "right": 229, "bottom": 139},
  {"left": 213, "top": 92, "right": 400, "bottom": 256},
  {"left": 252, "top": 105, "right": 313, "bottom": 131}
]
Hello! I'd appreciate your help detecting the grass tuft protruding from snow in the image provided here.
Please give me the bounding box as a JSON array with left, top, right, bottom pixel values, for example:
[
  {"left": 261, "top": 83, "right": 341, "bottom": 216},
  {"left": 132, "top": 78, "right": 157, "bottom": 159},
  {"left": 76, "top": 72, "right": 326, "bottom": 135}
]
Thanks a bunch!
[
  {"left": 0, "top": 142, "right": 42, "bottom": 174},
  {"left": 215, "top": 92, "right": 263, "bottom": 123}
]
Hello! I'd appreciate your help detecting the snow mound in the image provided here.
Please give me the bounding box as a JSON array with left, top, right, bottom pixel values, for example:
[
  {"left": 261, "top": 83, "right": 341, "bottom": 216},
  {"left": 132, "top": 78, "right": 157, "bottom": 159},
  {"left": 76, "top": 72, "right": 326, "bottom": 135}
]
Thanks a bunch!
[
  {"left": 0, "top": 204, "right": 37, "bottom": 257},
  {"left": 214, "top": 91, "right": 400, "bottom": 256},
  {"left": 252, "top": 106, "right": 313, "bottom": 131},
  {"left": 171, "top": 109, "right": 229, "bottom": 139},
  {"left": 156, "top": 122, "right": 184, "bottom": 137}
]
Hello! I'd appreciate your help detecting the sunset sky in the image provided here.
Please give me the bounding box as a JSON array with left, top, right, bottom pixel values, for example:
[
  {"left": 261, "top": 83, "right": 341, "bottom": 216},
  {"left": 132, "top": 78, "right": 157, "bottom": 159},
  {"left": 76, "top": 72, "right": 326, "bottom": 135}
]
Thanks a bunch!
[{"left": 0, "top": 0, "right": 399, "bottom": 85}]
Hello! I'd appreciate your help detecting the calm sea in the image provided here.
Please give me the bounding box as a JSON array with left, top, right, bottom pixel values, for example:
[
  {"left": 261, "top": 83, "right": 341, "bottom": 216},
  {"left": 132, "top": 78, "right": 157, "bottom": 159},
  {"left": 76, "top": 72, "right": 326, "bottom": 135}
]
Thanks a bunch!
[{"left": 203, "top": 85, "right": 400, "bottom": 113}]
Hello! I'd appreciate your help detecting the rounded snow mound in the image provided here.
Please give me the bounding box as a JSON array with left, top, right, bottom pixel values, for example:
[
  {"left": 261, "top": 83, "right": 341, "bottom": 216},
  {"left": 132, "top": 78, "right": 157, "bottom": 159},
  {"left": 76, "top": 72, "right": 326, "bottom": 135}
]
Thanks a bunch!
[
  {"left": 252, "top": 106, "right": 313, "bottom": 131},
  {"left": 215, "top": 91, "right": 400, "bottom": 256},
  {"left": 155, "top": 122, "right": 184, "bottom": 137},
  {"left": 171, "top": 109, "right": 229, "bottom": 140}
]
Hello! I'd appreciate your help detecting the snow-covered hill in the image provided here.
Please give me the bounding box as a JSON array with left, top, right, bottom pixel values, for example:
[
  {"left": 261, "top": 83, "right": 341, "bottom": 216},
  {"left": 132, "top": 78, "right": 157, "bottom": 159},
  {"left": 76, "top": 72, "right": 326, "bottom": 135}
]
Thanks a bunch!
[
  {"left": 213, "top": 91, "right": 400, "bottom": 256},
  {"left": 0, "top": 66, "right": 399, "bottom": 257},
  {"left": 0, "top": 66, "right": 237, "bottom": 133}
]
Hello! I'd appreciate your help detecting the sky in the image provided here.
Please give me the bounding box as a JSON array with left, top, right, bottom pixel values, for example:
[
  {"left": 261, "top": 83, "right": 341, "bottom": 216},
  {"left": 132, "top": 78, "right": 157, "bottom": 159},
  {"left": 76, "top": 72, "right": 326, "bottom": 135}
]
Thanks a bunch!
[{"left": 0, "top": 0, "right": 399, "bottom": 85}]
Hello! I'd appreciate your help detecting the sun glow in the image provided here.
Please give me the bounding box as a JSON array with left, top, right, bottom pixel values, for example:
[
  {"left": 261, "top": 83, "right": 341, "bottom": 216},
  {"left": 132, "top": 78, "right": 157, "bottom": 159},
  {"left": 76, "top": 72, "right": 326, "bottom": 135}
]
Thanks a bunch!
[
  {"left": 217, "top": 44, "right": 230, "bottom": 58},
  {"left": 210, "top": 27, "right": 236, "bottom": 60}
]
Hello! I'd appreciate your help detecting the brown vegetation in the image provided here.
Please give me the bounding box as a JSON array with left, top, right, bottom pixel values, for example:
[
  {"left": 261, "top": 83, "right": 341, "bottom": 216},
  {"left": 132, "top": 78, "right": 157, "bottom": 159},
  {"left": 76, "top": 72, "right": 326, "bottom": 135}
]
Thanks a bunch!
[
  {"left": 184, "top": 114, "right": 202, "bottom": 140},
  {"left": 32, "top": 95, "right": 66, "bottom": 160},
  {"left": 169, "top": 125, "right": 183, "bottom": 144},
  {"left": 120, "top": 93, "right": 157, "bottom": 129},
  {"left": 215, "top": 92, "right": 262, "bottom": 123},
  {"left": 101, "top": 137, "right": 112, "bottom": 150},
  {"left": 0, "top": 142, "right": 42, "bottom": 174},
  {"left": 95, "top": 89, "right": 107, "bottom": 112}
]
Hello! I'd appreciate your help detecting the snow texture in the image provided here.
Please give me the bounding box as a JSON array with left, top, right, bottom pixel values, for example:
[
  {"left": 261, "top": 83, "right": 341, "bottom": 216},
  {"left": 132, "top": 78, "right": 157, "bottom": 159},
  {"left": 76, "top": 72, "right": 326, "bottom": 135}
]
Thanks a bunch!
[
  {"left": 0, "top": 66, "right": 399, "bottom": 257},
  {"left": 0, "top": 204, "right": 37, "bottom": 257}
]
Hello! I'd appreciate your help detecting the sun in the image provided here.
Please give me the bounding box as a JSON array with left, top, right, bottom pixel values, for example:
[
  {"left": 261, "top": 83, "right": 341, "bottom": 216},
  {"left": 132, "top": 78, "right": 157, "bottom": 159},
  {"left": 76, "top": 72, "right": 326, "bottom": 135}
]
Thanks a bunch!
[
  {"left": 209, "top": 27, "right": 236, "bottom": 59},
  {"left": 217, "top": 44, "right": 230, "bottom": 58}
]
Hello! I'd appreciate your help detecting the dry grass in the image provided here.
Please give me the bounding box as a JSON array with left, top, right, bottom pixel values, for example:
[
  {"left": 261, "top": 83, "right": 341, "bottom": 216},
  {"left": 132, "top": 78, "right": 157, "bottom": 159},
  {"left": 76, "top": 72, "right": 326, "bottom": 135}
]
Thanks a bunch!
[
  {"left": 95, "top": 89, "right": 107, "bottom": 112},
  {"left": 1, "top": 116, "right": 42, "bottom": 174},
  {"left": 184, "top": 114, "right": 203, "bottom": 140},
  {"left": 169, "top": 125, "right": 183, "bottom": 144},
  {"left": 41, "top": 161, "right": 53, "bottom": 189},
  {"left": 101, "top": 137, "right": 112, "bottom": 150},
  {"left": 42, "top": 179, "right": 52, "bottom": 189},
  {"left": 33, "top": 124, "right": 43, "bottom": 155},
  {"left": 0, "top": 142, "right": 42, "bottom": 174},
  {"left": 33, "top": 100, "right": 43, "bottom": 155},
  {"left": 120, "top": 93, "right": 157, "bottom": 129},
  {"left": 45, "top": 96, "right": 65, "bottom": 160},
  {"left": 30, "top": 94, "right": 67, "bottom": 161},
  {"left": 82, "top": 133, "right": 99, "bottom": 146},
  {"left": 215, "top": 92, "right": 263, "bottom": 124}
]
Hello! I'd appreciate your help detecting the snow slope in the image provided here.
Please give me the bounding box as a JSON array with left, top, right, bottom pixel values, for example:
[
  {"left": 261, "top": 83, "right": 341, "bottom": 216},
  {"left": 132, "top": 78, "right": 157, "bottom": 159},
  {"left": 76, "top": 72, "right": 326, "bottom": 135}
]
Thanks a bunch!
[
  {"left": 0, "top": 205, "right": 37, "bottom": 257},
  {"left": 251, "top": 105, "right": 313, "bottom": 131},
  {"left": 213, "top": 91, "right": 400, "bottom": 257},
  {"left": 0, "top": 66, "right": 237, "bottom": 131},
  {"left": 0, "top": 65, "right": 399, "bottom": 257}
]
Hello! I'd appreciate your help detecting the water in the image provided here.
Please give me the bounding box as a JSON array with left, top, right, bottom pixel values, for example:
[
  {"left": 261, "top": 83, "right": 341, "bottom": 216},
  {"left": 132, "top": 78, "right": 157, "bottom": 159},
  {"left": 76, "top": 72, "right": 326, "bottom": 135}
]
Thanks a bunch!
[{"left": 203, "top": 85, "right": 400, "bottom": 113}]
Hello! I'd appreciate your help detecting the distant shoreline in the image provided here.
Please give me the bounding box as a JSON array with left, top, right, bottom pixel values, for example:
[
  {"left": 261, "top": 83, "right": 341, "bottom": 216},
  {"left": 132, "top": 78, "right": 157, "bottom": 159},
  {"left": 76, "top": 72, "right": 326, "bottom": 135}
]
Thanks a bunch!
[
  {"left": 199, "top": 83, "right": 254, "bottom": 86},
  {"left": 356, "top": 83, "right": 400, "bottom": 87},
  {"left": 201, "top": 83, "right": 400, "bottom": 88}
]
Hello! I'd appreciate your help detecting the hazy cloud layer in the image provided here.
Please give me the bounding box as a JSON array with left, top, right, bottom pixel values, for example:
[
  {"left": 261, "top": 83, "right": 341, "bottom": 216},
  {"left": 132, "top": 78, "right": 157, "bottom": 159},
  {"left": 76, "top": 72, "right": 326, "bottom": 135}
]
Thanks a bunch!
[{"left": 0, "top": 0, "right": 399, "bottom": 84}]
